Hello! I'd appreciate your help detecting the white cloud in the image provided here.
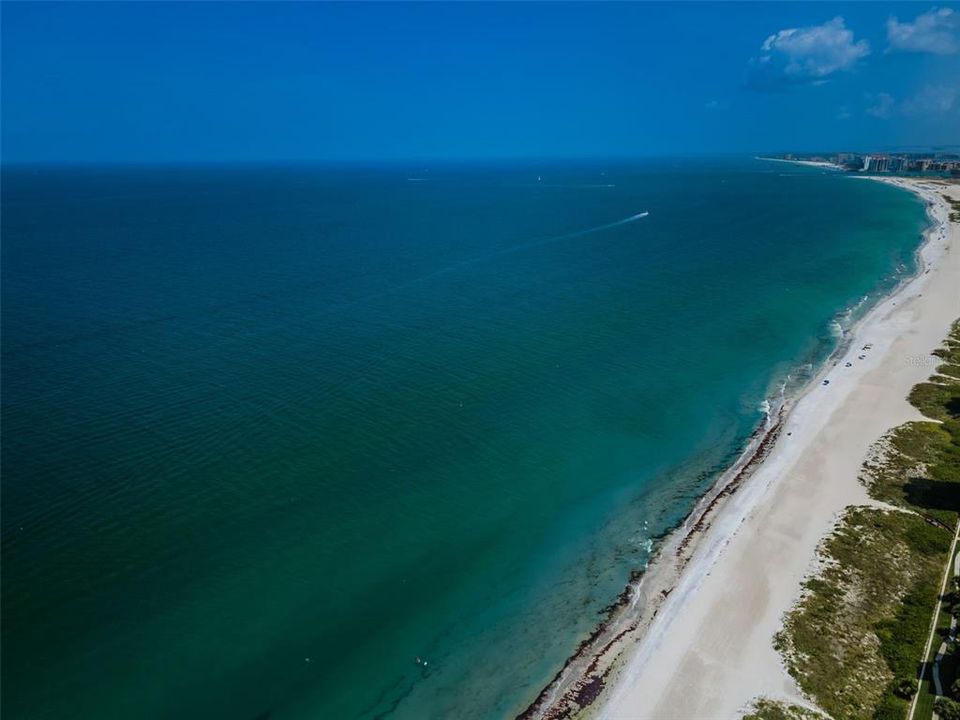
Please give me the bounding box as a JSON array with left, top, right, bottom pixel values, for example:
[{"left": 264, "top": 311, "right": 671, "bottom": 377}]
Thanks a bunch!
[
  {"left": 704, "top": 99, "right": 720, "bottom": 110},
  {"left": 887, "top": 8, "right": 958, "bottom": 55},
  {"left": 866, "top": 92, "right": 895, "bottom": 118},
  {"left": 902, "top": 85, "right": 958, "bottom": 114},
  {"left": 748, "top": 17, "right": 869, "bottom": 90},
  {"left": 836, "top": 105, "right": 853, "bottom": 120}
]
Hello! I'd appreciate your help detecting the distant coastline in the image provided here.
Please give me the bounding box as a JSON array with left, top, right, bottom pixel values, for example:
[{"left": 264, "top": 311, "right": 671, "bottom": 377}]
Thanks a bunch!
[{"left": 758, "top": 151, "right": 960, "bottom": 177}]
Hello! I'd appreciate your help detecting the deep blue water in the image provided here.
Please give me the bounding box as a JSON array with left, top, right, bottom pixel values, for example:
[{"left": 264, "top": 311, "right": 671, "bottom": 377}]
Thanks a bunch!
[{"left": 1, "top": 158, "right": 927, "bottom": 719}]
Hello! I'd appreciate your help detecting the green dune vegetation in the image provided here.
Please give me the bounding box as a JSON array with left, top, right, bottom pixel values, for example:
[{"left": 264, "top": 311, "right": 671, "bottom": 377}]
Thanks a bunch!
[
  {"left": 943, "top": 193, "right": 960, "bottom": 224},
  {"left": 747, "top": 320, "right": 960, "bottom": 720},
  {"left": 744, "top": 699, "right": 831, "bottom": 720}
]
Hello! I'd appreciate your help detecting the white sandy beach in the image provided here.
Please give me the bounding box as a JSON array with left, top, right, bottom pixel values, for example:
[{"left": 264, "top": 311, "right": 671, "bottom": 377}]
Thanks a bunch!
[
  {"left": 598, "top": 178, "right": 960, "bottom": 720},
  {"left": 757, "top": 157, "right": 845, "bottom": 171}
]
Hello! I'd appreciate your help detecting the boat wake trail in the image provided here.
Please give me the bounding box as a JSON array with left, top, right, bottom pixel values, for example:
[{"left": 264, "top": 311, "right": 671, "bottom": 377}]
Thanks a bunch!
[
  {"left": 502, "top": 211, "right": 649, "bottom": 257},
  {"left": 317, "top": 211, "right": 650, "bottom": 316},
  {"left": 413, "top": 209, "right": 650, "bottom": 282}
]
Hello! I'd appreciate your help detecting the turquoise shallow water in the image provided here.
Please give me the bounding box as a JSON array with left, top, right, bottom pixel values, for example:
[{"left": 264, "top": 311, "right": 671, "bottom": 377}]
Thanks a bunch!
[{"left": 1, "top": 159, "right": 926, "bottom": 719}]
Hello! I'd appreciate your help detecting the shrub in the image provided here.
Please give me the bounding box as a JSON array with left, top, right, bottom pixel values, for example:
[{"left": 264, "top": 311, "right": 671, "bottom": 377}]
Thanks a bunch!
[
  {"left": 893, "top": 677, "right": 915, "bottom": 699},
  {"left": 935, "top": 697, "right": 960, "bottom": 720}
]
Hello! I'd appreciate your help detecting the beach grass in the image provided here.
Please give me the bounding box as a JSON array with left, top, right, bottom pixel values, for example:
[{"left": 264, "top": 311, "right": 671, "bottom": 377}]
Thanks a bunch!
[
  {"left": 941, "top": 194, "right": 960, "bottom": 224},
  {"left": 862, "top": 422, "right": 957, "bottom": 526},
  {"left": 860, "top": 321, "right": 960, "bottom": 528},
  {"left": 743, "top": 699, "right": 830, "bottom": 720},
  {"left": 775, "top": 507, "right": 948, "bottom": 720},
  {"left": 770, "top": 321, "right": 960, "bottom": 720}
]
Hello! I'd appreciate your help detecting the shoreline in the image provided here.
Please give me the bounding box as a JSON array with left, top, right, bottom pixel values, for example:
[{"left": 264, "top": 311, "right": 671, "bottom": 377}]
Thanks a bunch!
[
  {"left": 521, "top": 177, "right": 959, "bottom": 720},
  {"left": 598, "top": 178, "right": 958, "bottom": 719}
]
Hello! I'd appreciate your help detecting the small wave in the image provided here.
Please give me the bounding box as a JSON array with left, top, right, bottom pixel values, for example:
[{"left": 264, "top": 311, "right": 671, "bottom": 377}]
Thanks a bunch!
[
  {"left": 832, "top": 293, "right": 872, "bottom": 341},
  {"left": 641, "top": 538, "right": 654, "bottom": 567}
]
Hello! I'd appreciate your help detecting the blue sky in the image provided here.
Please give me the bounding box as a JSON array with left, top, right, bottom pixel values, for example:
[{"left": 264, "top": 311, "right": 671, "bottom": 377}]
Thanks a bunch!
[{"left": 2, "top": 2, "right": 958, "bottom": 163}]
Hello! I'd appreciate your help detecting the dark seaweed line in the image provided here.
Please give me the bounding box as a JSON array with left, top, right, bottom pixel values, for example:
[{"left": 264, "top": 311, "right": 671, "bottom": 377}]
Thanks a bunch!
[{"left": 516, "top": 406, "right": 786, "bottom": 720}]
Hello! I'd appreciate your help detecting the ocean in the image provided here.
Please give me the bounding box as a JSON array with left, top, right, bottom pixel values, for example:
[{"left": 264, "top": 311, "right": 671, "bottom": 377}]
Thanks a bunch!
[{"left": 0, "top": 158, "right": 927, "bottom": 719}]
